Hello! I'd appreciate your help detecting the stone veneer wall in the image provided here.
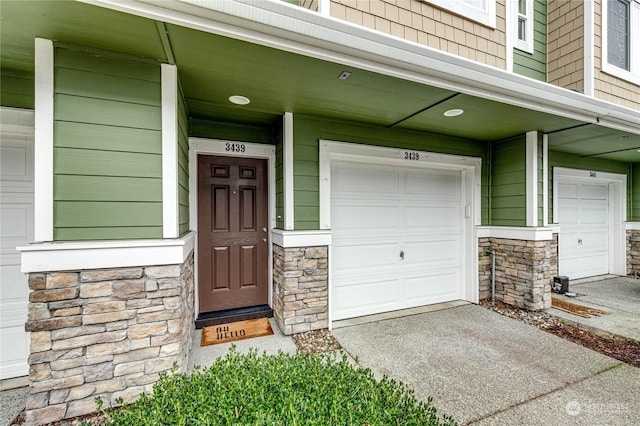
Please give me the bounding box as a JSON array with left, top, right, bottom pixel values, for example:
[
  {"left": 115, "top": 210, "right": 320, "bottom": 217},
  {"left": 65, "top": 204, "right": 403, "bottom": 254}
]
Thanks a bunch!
[
  {"left": 478, "top": 235, "right": 557, "bottom": 310},
  {"left": 272, "top": 245, "right": 328, "bottom": 335},
  {"left": 24, "top": 252, "right": 195, "bottom": 425},
  {"left": 627, "top": 230, "right": 640, "bottom": 277}
]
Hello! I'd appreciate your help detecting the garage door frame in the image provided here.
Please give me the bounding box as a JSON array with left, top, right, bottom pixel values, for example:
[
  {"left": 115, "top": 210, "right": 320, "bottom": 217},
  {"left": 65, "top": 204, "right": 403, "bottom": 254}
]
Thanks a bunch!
[
  {"left": 319, "top": 140, "right": 482, "bottom": 324},
  {"left": 553, "top": 167, "right": 626, "bottom": 278}
]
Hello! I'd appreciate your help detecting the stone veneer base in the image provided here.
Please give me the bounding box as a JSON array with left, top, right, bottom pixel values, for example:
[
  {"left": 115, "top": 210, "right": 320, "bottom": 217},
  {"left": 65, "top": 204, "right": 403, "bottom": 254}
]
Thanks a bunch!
[
  {"left": 23, "top": 252, "right": 195, "bottom": 425},
  {"left": 272, "top": 244, "right": 328, "bottom": 335},
  {"left": 478, "top": 235, "right": 557, "bottom": 310}
]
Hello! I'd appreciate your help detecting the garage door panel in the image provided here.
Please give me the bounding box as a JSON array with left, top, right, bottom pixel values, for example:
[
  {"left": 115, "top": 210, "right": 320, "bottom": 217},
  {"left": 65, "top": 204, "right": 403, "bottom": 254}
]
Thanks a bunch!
[
  {"left": 405, "top": 205, "right": 460, "bottom": 230},
  {"left": 333, "top": 280, "right": 403, "bottom": 320},
  {"left": 404, "top": 239, "right": 461, "bottom": 267},
  {"left": 558, "top": 183, "right": 578, "bottom": 199},
  {"left": 332, "top": 163, "right": 399, "bottom": 194},
  {"left": 580, "top": 184, "right": 608, "bottom": 199},
  {"left": 405, "top": 272, "right": 461, "bottom": 304},
  {"left": 558, "top": 180, "right": 609, "bottom": 279},
  {"left": 332, "top": 205, "right": 399, "bottom": 231},
  {"left": 404, "top": 169, "right": 460, "bottom": 199},
  {"left": 331, "top": 160, "right": 464, "bottom": 320},
  {"left": 333, "top": 243, "right": 399, "bottom": 270}
]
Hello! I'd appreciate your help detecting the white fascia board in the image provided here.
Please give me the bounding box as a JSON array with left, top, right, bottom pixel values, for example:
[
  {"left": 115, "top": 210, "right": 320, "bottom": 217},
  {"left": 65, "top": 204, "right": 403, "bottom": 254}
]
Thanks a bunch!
[
  {"left": 271, "top": 229, "right": 332, "bottom": 248},
  {"left": 82, "top": 0, "right": 640, "bottom": 134},
  {"left": 283, "top": 112, "right": 294, "bottom": 230},
  {"left": 525, "top": 131, "right": 538, "bottom": 227},
  {"left": 162, "top": 64, "right": 179, "bottom": 238},
  {"left": 18, "top": 232, "right": 195, "bottom": 273},
  {"left": 34, "top": 38, "right": 54, "bottom": 242},
  {"left": 476, "top": 226, "right": 554, "bottom": 241}
]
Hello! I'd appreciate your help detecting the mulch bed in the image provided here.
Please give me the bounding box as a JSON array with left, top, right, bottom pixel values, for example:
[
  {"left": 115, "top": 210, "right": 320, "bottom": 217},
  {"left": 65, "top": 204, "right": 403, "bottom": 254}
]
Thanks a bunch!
[{"left": 480, "top": 299, "right": 640, "bottom": 368}]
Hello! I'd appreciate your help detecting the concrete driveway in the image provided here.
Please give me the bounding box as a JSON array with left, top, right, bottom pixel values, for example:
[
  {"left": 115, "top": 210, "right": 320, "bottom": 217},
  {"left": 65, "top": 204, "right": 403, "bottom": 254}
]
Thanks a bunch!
[
  {"left": 548, "top": 276, "right": 640, "bottom": 341},
  {"left": 332, "top": 304, "right": 640, "bottom": 425}
]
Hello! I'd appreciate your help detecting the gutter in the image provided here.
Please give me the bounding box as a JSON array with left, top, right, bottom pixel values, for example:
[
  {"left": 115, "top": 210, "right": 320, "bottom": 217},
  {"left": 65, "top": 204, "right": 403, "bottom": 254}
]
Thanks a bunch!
[{"left": 82, "top": 0, "right": 640, "bottom": 134}]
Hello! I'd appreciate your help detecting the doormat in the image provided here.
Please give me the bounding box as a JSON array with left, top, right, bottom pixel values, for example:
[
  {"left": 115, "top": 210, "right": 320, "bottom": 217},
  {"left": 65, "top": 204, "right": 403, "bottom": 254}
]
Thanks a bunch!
[
  {"left": 551, "top": 298, "right": 608, "bottom": 318},
  {"left": 201, "top": 318, "right": 273, "bottom": 346}
]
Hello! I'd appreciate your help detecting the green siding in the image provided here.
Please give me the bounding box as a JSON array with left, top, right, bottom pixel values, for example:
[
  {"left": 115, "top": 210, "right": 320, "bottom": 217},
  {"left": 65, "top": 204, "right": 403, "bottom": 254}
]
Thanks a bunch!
[
  {"left": 53, "top": 48, "right": 162, "bottom": 240},
  {"left": 513, "top": 0, "right": 547, "bottom": 81},
  {"left": 190, "top": 118, "right": 273, "bottom": 144},
  {"left": 632, "top": 164, "right": 640, "bottom": 221},
  {"left": 548, "top": 151, "right": 629, "bottom": 223},
  {"left": 178, "top": 87, "right": 190, "bottom": 236},
  {"left": 292, "top": 115, "right": 487, "bottom": 230},
  {"left": 0, "top": 71, "right": 33, "bottom": 109},
  {"left": 491, "top": 136, "right": 526, "bottom": 226}
]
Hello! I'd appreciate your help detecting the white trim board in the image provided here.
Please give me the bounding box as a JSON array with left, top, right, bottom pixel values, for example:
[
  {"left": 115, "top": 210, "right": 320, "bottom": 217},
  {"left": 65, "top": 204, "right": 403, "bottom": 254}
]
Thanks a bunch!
[
  {"left": 18, "top": 232, "right": 195, "bottom": 273},
  {"left": 271, "top": 229, "right": 331, "bottom": 248},
  {"left": 188, "top": 137, "right": 276, "bottom": 316},
  {"left": 34, "top": 38, "right": 54, "bottom": 242},
  {"left": 283, "top": 112, "right": 294, "bottom": 230},
  {"left": 525, "top": 131, "right": 538, "bottom": 226},
  {"left": 476, "top": 226, "right": 556, "bottom": 241},
  {"left": 161, "top": 64, "right": 179, "bottom": 238}
]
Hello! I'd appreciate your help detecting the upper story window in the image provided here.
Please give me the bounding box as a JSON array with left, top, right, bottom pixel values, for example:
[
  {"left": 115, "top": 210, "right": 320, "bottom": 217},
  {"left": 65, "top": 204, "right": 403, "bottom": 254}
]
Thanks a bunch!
[
  {"left": 603, "top": 0, "right": 640, "bottom": 84},
  {"left": 515, "top": 0, "right": 534, "bottom": 53},
  {"left": 424, "top": 0, "right": 496, "bottom": 28}
]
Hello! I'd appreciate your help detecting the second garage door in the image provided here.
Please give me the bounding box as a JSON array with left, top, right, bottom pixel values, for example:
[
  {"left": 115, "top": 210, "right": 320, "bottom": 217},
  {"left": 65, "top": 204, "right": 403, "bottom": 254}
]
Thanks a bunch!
[{"left": 331, "top": 161, "right": 464, "bottom": 321}]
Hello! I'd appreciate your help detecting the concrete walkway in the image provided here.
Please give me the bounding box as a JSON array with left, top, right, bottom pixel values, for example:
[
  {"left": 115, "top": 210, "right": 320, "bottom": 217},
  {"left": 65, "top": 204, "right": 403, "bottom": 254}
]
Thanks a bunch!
[
  {"left": 548, "top": 276, "right": 640, "bottom": 341},
  {"left": 332, "top": 304, "right": 640, "bottom": 425}
]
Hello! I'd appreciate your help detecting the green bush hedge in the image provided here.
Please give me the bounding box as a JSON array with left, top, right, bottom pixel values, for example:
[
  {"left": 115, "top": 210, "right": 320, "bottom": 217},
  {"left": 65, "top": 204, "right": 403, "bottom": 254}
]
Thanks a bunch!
[{"left": 96, "top": 347, "right": 456, "bottom": 425}]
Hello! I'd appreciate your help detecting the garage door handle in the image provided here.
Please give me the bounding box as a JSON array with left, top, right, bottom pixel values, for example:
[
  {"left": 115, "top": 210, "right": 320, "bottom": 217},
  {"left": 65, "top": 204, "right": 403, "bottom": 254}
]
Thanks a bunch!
[{"left": 400, "top": 251, "right": 404, "bottom": 260}]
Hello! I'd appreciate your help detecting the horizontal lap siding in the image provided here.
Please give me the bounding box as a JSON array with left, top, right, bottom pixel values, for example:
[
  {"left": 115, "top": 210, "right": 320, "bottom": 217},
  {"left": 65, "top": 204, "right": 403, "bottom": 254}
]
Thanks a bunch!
[
  {"left": 0, "top": 72, "right": 34, "bottom": 109},
  {"left": 53, "top": 48, "right": 162, "bottom": 240},
  {"left": 178, "top": 89, "right": 190, "bottom": 236},
  {"left": 513, "top": 0, "right": 547, "bottom": 81},
  {"left": 293, "top": 115, "right": 487, "bottom": 230},
  {"left": 491, "top": 137, "right": 526, "bottom": 226}
]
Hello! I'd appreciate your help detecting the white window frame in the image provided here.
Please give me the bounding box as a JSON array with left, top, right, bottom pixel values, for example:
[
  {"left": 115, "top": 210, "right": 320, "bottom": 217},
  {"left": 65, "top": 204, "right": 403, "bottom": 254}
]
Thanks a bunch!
[
  {"left": 602, "top": 0, "right": 640, "bottom": 85},
  {"left": 423, "top": 0, "right": 496, "bottom": 28},
  {"left": 514, "top": 0, "right": 534, "bottom": 54}
]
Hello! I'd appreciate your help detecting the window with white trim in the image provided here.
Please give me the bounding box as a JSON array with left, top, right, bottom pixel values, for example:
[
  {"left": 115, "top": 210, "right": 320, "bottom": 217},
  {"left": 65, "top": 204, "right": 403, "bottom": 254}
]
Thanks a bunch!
[
  {"left": 603, "top": 0, "right": 640, "bottom": 84},
  {"left": 515, "top": 0, "right": 534, "bottom": 53},
  {"left": 424, "top": 0, "right": 496, "bottom": 28}
]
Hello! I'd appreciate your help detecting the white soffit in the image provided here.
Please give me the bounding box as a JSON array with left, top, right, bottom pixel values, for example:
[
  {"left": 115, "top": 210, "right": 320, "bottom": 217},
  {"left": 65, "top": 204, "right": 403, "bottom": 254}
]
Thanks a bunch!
[{"left": 83, "top": 0, "right": 640, "bottom": 134}]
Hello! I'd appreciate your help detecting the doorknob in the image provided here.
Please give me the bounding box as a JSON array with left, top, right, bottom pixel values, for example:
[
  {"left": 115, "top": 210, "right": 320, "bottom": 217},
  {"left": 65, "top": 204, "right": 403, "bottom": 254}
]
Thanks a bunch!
[
  {"left": 578, "top": 238, "right": 583, "bottom": 245},
  {"left": 400, "top": 250, "right": 404, "bottom": 260},
  {"left": 262, "top": 238, "right": 267, "bottom": 243}
]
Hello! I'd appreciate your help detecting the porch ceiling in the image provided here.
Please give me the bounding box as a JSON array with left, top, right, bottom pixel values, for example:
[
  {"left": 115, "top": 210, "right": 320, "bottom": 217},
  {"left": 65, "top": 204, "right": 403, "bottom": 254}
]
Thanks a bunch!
[{"left": 2, "top": 0, "right": 639, "bottom": 161}]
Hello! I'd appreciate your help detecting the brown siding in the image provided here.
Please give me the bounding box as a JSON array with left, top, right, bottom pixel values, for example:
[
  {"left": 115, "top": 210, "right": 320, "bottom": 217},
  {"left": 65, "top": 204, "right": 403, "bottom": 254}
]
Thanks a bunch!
[
  {"left": 330, "top": 0, "right": 507, "bottom": 69},
  {"left": 300, "top": 0, "right": 319, "bottom": 12},
  {"left": 547, "top": 0, "right": 584, "bottom": 91},
  {"left": 593, "top": 0, "right": 640, "bottom": 110}
]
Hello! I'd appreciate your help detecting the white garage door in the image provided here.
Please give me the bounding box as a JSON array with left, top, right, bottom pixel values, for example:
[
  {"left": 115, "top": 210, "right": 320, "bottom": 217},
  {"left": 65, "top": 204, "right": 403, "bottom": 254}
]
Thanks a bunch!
[
  {"left": 0, "top": 113, "right": 33, "bottom": 379},
  {"left": 558, "top": 180, "right": 609, "bottom": 279},
  {"left": 331, "top": 161, "right": 464, "bottom": 321}
]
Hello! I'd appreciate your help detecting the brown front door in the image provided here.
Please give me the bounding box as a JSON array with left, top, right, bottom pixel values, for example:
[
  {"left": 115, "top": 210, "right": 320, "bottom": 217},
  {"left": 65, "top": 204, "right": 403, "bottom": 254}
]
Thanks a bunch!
[{"left": 197, "top": 155, "right": 269, "bottom": 313}]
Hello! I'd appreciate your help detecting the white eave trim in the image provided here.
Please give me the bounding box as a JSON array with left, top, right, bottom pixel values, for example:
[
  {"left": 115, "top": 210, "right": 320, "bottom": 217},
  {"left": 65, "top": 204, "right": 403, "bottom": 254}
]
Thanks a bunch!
[
  {"left": 17, "top": 231, "right": 196, "bottom": 273},
  {"left": 271, "top": 229, "right": 332, "bottom": 248},
  {"left": 82, "top": 0, "right": 640, "bottom": 134}
]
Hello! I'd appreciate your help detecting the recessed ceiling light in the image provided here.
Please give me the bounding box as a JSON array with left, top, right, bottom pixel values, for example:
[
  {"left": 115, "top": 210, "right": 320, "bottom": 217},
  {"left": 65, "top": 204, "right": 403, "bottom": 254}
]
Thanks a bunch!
[
  {"left": 229, "top": 95, "right": 250, "bottom": 105},
  {"left": 338, "top": 71, "right": 352, "bottom": 80},
  {"left": 443, "top": 108, "right": 464, "bottom": 117}
]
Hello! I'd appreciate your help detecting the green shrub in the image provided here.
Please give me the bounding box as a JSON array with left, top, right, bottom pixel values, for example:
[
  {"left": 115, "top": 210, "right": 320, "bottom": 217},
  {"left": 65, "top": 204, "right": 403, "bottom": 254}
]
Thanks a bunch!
[{"left": 96, "top": 347, "right": 456, "bottom": 425}]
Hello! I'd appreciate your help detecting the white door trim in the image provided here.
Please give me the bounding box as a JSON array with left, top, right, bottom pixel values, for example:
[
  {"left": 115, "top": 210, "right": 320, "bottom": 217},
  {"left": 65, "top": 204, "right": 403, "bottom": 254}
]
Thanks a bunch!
[
  {"left": 553, "top": 167, "right": 627, "bottom": 276},
  {"left": 319, "top": 140, "right": 482, "bottom": 325},
  {"left": 188, "top": 138, "right": 276, "bottom": 318}
]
